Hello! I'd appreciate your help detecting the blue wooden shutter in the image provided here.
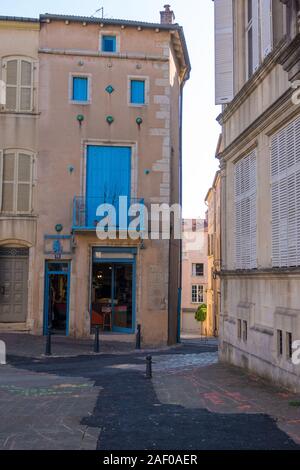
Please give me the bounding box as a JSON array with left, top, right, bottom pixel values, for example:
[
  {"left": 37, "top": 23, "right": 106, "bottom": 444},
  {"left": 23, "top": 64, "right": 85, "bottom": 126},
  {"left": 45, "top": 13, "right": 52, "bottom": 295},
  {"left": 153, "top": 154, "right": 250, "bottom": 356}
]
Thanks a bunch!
[
  {"left": 102, "top": 36, "right": 116, "bottom": 52},
  {"left": 131, "top": 80, "right": 145, "bottom": 104},
  {"left": 86, "top": 146, "right": 131, "bottom": 227},
  {"left": 72, "top": 77, "right": 88, "bottom": 101}
]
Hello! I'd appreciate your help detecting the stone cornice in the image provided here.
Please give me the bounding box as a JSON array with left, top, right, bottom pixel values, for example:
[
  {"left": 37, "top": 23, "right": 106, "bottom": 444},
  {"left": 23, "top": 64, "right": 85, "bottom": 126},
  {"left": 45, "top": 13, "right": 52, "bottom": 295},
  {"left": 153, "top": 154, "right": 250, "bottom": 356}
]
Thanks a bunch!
[
  {"left": 277, "top": 34, "right": 300, "bottom": 67},
  {"left": 277, "top": 33, "right": 300, "bottom": 81},
  {"left": 221, "top": 267, "right": 300, "bottom": 279},
  {"left": 217, "top": 88, "right": 298, "bottom": 161},
  {"left": 38, "top": 48, "right": 169, "bottom": 63},
  {"left": 0, "top": 20, "right": 40, "bottom": 31}
]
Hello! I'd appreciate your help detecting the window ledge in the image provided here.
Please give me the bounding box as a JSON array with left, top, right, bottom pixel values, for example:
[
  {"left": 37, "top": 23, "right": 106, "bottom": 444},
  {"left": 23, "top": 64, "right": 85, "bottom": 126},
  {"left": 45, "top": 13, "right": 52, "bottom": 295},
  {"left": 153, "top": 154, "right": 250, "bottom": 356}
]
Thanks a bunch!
[
  {"left": 0, "top": 213, "right": 37, "bottom": 219},
  {"left": 0, "top": 110, "right": 39, "bottom": 116},
  {"left": 70, "top": 101, "right": 90, "bottom": 106},
  {"left": 101, "top": 51, "right": 118, "bottom": 56},
  {"left": 221, "top": 267, "right": 300, "bottom": 277},
  {"left": 129, "top": 103, "right": 147, "bottom": 108}
]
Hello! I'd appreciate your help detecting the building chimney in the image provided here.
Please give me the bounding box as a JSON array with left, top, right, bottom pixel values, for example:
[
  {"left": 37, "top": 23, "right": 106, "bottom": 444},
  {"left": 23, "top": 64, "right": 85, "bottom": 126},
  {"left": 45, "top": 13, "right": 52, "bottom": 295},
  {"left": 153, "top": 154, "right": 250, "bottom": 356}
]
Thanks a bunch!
[{"left": 160, "top": 4, "right": 175, "bottom": 24}]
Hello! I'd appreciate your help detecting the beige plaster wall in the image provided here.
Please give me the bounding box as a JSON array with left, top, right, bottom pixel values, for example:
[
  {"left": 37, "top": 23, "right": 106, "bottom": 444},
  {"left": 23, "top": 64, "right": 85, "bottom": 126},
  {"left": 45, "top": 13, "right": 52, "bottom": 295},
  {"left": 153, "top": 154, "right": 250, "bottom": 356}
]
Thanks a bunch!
[{"left": 31, "top": 20, "right": 183, "bottom": 346}]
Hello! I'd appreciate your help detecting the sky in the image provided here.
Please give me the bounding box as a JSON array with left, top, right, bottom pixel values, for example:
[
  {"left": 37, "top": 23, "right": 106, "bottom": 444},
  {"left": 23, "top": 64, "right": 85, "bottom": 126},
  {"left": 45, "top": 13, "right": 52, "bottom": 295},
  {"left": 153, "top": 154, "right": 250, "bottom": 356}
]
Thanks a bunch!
[{"left": 1, "top": 0, "right": 221, "bottom": 218}]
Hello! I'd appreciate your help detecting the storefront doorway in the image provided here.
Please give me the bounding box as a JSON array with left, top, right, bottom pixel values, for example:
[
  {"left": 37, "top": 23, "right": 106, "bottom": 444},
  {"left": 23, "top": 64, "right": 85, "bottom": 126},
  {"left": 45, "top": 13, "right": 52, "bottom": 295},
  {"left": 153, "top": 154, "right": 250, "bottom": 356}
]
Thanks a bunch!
[
  {"left": 44, "top": 262, "right": 70, "bottom": 335},
  {"left": 91, "top": 249, "right": 136, "bottom": 333}
]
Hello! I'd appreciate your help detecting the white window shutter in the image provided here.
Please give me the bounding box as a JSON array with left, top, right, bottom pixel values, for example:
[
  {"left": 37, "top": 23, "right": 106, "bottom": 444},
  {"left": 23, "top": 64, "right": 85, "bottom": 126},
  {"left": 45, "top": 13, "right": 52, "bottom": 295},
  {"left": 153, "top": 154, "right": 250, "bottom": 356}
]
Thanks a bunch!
[
  {"left": 249, "top": 152, "right": 257, "bottom": 267},
  {"left": 5, "top": 59, "right": 18, "bottom": 112},
  {"left": 2, "top": 58, "right": 34, "bottom": 112},
  {"left": 0, "top": 78, "right": 5, "bottom": 107},
  {"left": 260, "top": 0, "right": 273, "bottom": 59},
  {"left": 252, "top": 0, "right": 260, "bottom": 73},
  {"left": 0, "top": 150, "right": 3, "bottom": 210},
  {"left": 235, "top": 150, "right": 257, "bottom": 269},
  {"left": 20, "top": 60, "right": 33, "bottom": 112},
  {"left": 271, "top": 117, "right": 300, "bottom": 267},
  {"left": 214, "top": 0, "right": 234, "bottom": 105}
]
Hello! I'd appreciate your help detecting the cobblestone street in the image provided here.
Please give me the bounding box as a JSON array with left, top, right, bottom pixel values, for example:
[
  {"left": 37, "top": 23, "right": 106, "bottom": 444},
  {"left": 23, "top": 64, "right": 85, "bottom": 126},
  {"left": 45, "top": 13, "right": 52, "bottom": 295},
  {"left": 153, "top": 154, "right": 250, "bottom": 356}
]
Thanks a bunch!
[{"left": 0, "top": 335, "right": 300, "bottom": 450}]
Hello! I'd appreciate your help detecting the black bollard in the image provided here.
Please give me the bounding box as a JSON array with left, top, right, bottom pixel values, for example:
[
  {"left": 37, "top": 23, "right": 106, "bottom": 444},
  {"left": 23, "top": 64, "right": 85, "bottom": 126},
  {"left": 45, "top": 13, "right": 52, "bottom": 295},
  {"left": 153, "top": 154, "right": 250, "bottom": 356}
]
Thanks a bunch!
[
  {"left": 146, "top": 355, "right": 152, "bottom": 379},
  {"left": 136, "top": 324, "right": 141, "bottom": 350},
  {"left": 45, "top": 330, "right": 52, "bottom": 356},
  {"left": 94, "top": 326, "right": 100, "bottom": 353}
]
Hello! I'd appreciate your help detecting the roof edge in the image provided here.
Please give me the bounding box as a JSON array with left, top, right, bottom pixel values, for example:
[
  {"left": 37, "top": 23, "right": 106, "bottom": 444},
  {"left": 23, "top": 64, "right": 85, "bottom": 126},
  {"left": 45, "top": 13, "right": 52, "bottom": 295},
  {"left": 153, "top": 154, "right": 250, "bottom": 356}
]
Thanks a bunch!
[
  {"left": 0, "top": 15, "right": 39, "bottom": 23},
  {"left": 39, "top": 13, "right": 191, "bottom": 79},
  {"left": 40, "top": 13, "right": 181, "bottom": 30}
]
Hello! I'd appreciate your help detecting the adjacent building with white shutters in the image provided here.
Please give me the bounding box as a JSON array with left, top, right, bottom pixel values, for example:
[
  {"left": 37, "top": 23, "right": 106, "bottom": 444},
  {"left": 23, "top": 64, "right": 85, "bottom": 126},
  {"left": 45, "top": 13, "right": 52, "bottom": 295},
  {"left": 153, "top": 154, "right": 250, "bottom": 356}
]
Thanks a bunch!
[
  {"left": 214, "top": 0, "right": 300, "bottom": 391},
  {"left": 0, "top": 17, "right": 39, "bottom": 329}
]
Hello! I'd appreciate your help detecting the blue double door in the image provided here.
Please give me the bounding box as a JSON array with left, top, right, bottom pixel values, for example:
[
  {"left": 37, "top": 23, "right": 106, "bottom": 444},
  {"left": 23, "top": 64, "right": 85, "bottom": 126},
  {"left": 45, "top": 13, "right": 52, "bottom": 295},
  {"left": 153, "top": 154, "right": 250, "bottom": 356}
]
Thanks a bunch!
[{"left": 86, "top": 146, "right": 131, "bottom": 228}]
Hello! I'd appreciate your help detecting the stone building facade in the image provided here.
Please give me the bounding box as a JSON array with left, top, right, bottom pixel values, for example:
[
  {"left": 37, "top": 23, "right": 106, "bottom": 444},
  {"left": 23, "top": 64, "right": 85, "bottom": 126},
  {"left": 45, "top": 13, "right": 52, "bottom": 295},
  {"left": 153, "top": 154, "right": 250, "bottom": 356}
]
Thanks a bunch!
[
  {"left": 0, "top": 7, "right": 190, "bottom": 347},
  {"left": 0, "top": 16, "right": 40, "bottom": 332},
  {"left": 205, "top": 168, "right": 221, "bottom": 337},
  {"left": 215, "top": 0, "right": 300, "bottom": 391},
  {"left": 181, "top": 219, "right": 208, "bottom": 335}
]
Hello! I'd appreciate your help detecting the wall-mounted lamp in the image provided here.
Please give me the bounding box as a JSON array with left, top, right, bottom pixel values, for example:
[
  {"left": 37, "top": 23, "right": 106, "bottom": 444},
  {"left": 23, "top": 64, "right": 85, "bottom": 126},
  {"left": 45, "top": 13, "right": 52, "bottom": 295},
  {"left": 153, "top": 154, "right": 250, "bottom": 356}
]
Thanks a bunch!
[
  {"left": 212, "top": 271, "right": 221, "bottom": 280},
  {"left": 77, "top": 114, "right": 84, "bottom": 127},
  {"left": 55, "top": 224, "right": 63, "bottom": 233},
  {"left": 106, "top": 115, "right": 114, "bottom": 125}
]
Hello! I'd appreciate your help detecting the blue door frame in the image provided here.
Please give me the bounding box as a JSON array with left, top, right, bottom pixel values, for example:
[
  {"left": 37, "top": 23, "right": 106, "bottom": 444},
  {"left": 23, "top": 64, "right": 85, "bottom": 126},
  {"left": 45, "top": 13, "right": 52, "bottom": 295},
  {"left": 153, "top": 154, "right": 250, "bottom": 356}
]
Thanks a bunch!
[
  {"left": 43, "top": 261, "right": 71, "bottom": 336},
  {"left": 92, "top": 249, "right": 136, "bottom": 334}
]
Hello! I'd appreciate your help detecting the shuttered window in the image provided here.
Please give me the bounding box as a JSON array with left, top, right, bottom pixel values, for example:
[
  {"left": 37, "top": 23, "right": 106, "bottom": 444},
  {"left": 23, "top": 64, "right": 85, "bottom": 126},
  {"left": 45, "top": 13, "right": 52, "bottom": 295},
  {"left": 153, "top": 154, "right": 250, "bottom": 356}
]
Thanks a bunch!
[
  {"left": 130, "top": 80, "right": 145, "bottom": 105},
  {"left": 271, "top": 117, "right": 300, "bottom": 267},
  {"left": 246, "top": 0, "right": 273, "bottom": 79},
  {"left": 214, "top": 0, "right": 234, "bottom": 104},
  {"left": 3, "top": 58, "right": 34, "bottom": 112},
  {"left": 246, "top": 0, "right": 260, "bottom": 78},
  {"left": 260, "top": 0, "right": 273, "bottom": 59},
  {"left": 0, "top": 151, "right": 33, "bottom": 214},
  {"left": 251, "top": 0, "right": 260, "bottom": 74},
  {"left": 72, "top": 77, "right": 89, "bottom": 102},
  {"left": 102, "top": 35, "right": 117, "bottom": 53},
  {"left": 235, "top": 150, "right": 257, "bottom": 269}
]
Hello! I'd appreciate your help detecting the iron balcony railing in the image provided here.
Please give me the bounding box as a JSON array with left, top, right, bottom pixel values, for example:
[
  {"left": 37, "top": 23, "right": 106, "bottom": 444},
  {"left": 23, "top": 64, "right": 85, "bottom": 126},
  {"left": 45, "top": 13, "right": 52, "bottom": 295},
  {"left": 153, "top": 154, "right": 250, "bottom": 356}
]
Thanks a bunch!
[{"left": 72, "top": 196, "right": 145, "bottom": 231}]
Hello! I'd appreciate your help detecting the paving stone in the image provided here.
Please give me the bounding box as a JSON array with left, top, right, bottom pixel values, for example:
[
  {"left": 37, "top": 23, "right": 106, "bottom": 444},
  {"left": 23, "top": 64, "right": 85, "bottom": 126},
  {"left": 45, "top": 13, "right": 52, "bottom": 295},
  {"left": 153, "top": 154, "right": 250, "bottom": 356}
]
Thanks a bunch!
[{"left": 0, "top": 338, "right": 299, "bottom": 450}]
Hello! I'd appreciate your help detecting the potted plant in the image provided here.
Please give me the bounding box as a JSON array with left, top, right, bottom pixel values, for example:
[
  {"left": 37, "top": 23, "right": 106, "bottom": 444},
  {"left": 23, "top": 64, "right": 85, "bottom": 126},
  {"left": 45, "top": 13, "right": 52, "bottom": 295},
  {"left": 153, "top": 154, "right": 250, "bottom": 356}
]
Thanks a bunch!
[{"left": 195, "top": 304, "right": 207, "bottom": 338}]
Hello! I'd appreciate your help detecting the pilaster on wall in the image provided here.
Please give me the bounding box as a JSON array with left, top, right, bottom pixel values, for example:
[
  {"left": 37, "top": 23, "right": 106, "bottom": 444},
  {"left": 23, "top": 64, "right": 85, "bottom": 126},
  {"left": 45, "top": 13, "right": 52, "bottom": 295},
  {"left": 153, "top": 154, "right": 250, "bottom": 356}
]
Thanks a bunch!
[
  {"left": 151, "top": 58, "right": 171, "bottom": 205},
  {"left": 219, "top": 158, "right": 227, "bottom": 271}
]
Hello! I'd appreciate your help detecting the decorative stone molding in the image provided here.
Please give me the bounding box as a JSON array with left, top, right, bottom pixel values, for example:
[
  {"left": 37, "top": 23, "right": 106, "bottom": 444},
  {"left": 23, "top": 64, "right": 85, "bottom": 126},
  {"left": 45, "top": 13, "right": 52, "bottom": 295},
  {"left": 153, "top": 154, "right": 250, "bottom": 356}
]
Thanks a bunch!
[
  {"left": 220, "top": 267, "right": 300, "bottom": 278},
  {"left": 217, "top": 89, "right": 295, "bottom": 162},
  {"left": 250, "top": 324, "right": 274, "bottom": 336},
  {"left": 277, "top": 2, "right": 300, "bottom": 81}
]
